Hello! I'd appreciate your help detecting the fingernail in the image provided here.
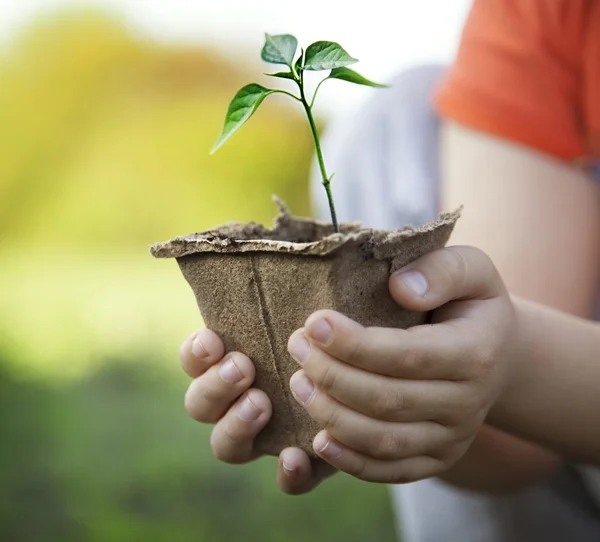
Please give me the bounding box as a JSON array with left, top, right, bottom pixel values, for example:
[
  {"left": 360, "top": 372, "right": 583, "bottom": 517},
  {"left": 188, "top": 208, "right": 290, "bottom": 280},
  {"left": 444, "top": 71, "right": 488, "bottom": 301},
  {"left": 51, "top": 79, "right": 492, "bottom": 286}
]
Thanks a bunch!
[
  {"left": 398, "top": 270, "right": 429, "bottom": 297},
  {"left": 290, "top": 374, "right": 315, "bottom": 404},
  {"left": 192, "top": 336, "right": 208, "bottom": 358},
  {"left": 288, "top": 335, "right": 310, "bottom": 364},
  {"left": 307, "top": 318, "right": 333, "bottom": 345},
  {"left": 218, "top": 357, "right": 243, "bottom": 384},
  {"left": 238, "top": 396, "right": 261, "bottom": 422},
  {"left": 282, "top": 461, "right": 297, "bottom": 477},
  {"left": 317, "top": 438, "right": 342, "bottom": 459}
]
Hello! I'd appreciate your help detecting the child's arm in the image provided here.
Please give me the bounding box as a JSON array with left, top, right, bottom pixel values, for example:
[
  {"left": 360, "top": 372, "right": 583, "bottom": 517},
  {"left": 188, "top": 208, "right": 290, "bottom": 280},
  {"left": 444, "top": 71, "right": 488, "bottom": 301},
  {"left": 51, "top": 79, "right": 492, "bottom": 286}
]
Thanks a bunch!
[
  {"left": 490, "top": 297, "right": 600, "bottom": 463},
  {"left": 435, "top": 119, "right": 600, "bottom": 494},
  {"left": 284, "top": 120, "right": 600, "bottom": 491}
]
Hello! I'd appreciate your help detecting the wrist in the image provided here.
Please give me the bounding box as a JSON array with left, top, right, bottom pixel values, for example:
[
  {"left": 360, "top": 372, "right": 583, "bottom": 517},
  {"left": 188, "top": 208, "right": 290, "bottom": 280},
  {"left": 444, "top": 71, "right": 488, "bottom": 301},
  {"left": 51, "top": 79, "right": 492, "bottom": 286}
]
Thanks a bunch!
[{"left": 487, "top": 296, "right": 531, "bottom": 426}]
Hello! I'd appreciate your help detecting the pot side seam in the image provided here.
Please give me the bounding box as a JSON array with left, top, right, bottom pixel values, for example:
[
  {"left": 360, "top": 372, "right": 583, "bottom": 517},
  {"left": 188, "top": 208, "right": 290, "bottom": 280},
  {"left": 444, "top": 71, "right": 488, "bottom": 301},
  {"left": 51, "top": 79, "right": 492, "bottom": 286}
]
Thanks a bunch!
[{"left": 249, "top": 255, "right": 299, "bottom": 447}]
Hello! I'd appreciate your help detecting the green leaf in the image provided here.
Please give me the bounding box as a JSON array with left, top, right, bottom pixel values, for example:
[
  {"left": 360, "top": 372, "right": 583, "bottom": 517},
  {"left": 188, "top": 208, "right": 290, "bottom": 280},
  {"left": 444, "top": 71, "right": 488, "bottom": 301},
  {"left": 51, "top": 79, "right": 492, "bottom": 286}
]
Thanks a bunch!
[
  {"left": 261, "top": 34, "right": 298, "bottom": 68},
  {"left": 264, "top": 71, "right": 296, "bottom": 80},
  {"left": 303, "top": 41, "right": 358, "bottom": 71},
  {"left": 210, "top": 84, "right": 276, "bottom": 154},
  {"left": 327, "top": 67, "right": 389, "bottom": 88},
  {"left": 294, "top": 48, "right": 304, "bottom": 74}
]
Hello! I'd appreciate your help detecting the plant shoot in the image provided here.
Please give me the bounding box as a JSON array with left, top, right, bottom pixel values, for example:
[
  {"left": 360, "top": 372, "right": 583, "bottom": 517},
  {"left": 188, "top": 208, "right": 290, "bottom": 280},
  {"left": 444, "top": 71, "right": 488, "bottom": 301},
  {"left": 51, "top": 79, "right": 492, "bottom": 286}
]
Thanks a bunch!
[{"left": 211, "top": 34, "right": 388, "bottom": 233}]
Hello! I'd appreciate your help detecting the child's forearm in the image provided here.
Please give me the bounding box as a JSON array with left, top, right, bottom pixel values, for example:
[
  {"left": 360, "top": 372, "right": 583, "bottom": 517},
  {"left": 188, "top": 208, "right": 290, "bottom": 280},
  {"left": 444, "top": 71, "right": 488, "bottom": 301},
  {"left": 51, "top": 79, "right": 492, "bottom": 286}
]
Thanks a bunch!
[
  {"left": 438, "top": 425, "right": 560, "bottom": 494},
  {"left": 489, "top": 297, "right": 600, "bottom": 465}
]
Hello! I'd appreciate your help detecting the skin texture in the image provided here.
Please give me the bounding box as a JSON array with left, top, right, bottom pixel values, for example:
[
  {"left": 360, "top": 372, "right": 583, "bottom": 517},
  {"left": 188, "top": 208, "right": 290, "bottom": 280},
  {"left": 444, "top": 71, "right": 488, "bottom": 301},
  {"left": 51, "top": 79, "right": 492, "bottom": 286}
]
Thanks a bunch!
[{"left": 180, "top": 120, "right": 600, "bottom": 495}]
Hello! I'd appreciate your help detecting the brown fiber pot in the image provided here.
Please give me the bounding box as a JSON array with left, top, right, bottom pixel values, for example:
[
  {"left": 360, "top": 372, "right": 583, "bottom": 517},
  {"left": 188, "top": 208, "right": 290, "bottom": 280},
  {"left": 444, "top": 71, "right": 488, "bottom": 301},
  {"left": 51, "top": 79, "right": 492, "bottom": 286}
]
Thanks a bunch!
[{"left": 150, "top": 198, "right": 460, "bottom": 457}]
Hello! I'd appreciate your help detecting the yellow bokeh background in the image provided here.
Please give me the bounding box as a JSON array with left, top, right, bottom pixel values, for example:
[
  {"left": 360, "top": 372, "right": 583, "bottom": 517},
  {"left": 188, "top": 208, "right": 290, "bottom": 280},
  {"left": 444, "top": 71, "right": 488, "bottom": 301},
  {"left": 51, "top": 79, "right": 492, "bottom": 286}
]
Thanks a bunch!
[{"left": 0, "top": 10, "right": 315, "bottom": 379}]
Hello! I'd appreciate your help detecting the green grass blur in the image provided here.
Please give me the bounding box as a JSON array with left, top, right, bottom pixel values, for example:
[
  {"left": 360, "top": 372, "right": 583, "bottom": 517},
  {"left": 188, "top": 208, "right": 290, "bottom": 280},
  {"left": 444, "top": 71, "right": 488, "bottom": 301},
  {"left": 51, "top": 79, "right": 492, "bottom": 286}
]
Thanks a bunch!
[{"left": 0, "top": 9, "right": 397, "bottom": 542}]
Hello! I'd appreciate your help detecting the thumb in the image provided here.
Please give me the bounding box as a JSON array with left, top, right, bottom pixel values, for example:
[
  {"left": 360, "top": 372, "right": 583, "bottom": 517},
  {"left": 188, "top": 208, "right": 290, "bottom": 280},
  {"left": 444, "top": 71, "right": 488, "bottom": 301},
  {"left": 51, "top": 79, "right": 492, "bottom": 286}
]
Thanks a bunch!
[{"left": 389, "top": 246, "right": 505, "bottom": 312}]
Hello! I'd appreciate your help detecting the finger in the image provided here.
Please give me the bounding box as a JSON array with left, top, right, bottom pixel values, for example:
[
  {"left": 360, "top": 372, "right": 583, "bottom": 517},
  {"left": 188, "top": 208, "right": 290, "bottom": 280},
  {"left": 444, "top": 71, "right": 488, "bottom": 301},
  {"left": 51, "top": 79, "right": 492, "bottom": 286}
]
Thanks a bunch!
[
  {"left": 289, "top": 330, "right": 475, "bottom": 424},
  {"left": 313, "top": 431, "right": 444, "bottom": 484},
  {"left": 389, "top": 245, "right": 505, "bottom": 313},
  {"left": 297, "top": 311, "right": 473, "bottom": 381},
  {"left": 289, "top": 371, "right": 453, "bottom": 460},
  {"left": 210, "top": 388, "right": 271, "bottom": 464},
  {"left": 277, "top": 448, "right": 336, "bottom": 495},
  {"left": 180, "top": 328, "right": 226, "bottom": 378},
  {"left": 185, "top": 352, "right": 255, "bottom": 423}
]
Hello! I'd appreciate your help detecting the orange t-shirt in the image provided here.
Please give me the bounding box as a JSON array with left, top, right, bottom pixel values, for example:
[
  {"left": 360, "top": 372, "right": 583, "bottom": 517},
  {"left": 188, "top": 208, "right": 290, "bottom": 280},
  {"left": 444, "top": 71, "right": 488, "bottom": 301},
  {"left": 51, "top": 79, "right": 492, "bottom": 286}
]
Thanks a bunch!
[{"left": 435, "top": 0, "right": 600, "bottom": 175}]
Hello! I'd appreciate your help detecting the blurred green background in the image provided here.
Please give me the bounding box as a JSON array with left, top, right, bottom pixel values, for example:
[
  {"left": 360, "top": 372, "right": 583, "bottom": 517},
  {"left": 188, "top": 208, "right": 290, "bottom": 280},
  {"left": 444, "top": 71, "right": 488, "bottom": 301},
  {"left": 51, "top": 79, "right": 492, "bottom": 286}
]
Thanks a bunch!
[{"left": 0, "top": 9, "right": 397, "bottom": 542}]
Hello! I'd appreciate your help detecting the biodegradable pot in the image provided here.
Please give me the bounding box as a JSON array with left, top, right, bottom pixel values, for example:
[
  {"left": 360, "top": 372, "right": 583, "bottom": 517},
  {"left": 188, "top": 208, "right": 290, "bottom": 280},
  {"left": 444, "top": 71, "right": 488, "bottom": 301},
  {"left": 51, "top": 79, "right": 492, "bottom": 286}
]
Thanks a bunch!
[{"left": 151, "top": 199, "right": 460, "bottom": 457}]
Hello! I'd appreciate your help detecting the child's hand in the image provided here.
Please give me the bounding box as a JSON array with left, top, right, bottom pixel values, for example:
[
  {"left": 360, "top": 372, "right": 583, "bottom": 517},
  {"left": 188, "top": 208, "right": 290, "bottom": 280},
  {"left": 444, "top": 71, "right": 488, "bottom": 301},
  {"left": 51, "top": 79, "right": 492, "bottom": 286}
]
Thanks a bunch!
[
  {"left": 287, "top": 246, "right": 516, "bottom": 484},
  {"left": 180, "top": 329, "right": 335, "bottom": 494}
]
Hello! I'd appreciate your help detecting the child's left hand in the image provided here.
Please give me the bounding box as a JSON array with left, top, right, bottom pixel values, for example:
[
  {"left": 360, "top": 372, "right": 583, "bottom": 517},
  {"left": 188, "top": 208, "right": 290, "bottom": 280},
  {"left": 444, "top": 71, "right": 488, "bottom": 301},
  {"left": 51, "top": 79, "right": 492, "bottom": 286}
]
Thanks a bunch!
[{"left": 287, "top": 246, "right": 516, "bottom": 484}]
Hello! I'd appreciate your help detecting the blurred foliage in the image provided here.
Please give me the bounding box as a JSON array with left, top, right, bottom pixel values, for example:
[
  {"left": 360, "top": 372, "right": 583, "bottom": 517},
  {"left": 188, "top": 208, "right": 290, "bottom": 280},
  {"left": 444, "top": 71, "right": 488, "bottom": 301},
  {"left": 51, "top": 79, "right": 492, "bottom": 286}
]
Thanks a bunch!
[
  {"left": 0, "top": 354, "right": 397, "bottom": 542},
  {"left": 0, "top": 9, "right": 398, "bottom": 542}
]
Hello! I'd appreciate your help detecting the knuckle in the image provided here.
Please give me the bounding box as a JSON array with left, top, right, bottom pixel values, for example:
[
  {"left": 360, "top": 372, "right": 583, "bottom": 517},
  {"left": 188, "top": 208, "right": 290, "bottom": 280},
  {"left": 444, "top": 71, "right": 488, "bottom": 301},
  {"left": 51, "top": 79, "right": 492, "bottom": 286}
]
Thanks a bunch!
[
  {"left": 186, "top": 404, "right": 219, "bottom": 424},
  {"left": 347, "top": 456, "right": 369, "bottom": 481},
  {"left": 184, "top": 387, "right": 218, "bottom": 424},
  {"left": 345, "top": 334, "right": 365, "bottom": 365},
  {"left": 321, "top": 406, "right": 341, "bottom": 431},
  {"left": 371, "top": 387, "right": 405, "bottom": 420},
  {"left": 474, "top": 343, "right": 496, "bottom": 371},
  {"left": 374, "top": 429, "right": 407, "bottom": 460},
  {"left": 210, "top": 437, "right": 229, "bottom": 462},
  {"left": 465, "top": 342, "right": 497, "bottom": 381},
  {"left": 199, "top": 382, "right": 225, "bottom": 411},
  {"left": 318, "top": 362, "right": 339, "bottom": 394},
  {"left": 342, "top": 324, "right": 372, "bottom": 366},
  {"left": 396, "top": 346, "right": 423, "bottom": 375},
  {"left": 467, "top": 246, "right": 494, "bottom": 270},
  {"left": 439, "top": 247, "right": 470, "bottom": 291},
  {"left": 211, "top": 440, "right": 236, "bottom": 463}
]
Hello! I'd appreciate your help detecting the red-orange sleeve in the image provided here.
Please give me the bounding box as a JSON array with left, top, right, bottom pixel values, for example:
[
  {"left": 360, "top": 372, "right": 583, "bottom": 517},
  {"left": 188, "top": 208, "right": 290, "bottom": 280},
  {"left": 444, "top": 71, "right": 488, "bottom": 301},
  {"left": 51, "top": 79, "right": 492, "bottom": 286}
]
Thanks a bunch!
[{"left": 435, "top": 0, "right": 590, "bottom": 161}]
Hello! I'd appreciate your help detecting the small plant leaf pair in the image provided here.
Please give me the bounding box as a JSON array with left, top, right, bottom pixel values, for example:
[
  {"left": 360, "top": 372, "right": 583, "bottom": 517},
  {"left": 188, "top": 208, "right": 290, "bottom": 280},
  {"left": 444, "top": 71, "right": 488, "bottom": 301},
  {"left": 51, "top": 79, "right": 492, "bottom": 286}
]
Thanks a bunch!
[
  {"left": 211, "top": 34, "right": 387, "bottom": 155},
  {"left": 211, "top": 33, "right": 389, "bottom": 232},
  {"left": 261, "top": 34, "right": 361, "bottom": 73}
]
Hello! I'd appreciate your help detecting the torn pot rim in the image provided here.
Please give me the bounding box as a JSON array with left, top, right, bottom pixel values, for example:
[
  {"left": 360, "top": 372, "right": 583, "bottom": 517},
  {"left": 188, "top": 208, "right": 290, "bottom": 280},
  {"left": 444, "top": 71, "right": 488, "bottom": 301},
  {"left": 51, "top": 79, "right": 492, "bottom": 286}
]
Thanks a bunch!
[{"left": 149, "top": 203, "right": 462, "bottom": 260}]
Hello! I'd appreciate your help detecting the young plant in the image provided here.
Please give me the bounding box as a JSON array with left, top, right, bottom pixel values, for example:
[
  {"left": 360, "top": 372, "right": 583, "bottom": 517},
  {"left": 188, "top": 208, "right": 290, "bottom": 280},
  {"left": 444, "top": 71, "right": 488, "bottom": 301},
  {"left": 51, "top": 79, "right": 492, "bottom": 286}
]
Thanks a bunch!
[{"left": 211, "top": 34, "right": 388, "bottom": 233}]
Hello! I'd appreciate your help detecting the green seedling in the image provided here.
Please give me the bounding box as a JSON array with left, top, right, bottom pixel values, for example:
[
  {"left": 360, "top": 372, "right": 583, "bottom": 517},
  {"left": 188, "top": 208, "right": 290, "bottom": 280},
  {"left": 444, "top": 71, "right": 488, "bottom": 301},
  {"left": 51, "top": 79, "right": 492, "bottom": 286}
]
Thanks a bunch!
[{"left": 211, "top": 33, "right": 388, "bottom": 233}]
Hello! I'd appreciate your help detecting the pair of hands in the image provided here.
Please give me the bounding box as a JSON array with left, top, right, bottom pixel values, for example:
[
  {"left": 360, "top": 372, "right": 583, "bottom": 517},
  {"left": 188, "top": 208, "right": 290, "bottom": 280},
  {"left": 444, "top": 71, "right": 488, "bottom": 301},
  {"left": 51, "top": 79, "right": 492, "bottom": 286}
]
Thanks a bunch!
[{"left": 180, "top": 246, "right": 516, "bottom": 494}]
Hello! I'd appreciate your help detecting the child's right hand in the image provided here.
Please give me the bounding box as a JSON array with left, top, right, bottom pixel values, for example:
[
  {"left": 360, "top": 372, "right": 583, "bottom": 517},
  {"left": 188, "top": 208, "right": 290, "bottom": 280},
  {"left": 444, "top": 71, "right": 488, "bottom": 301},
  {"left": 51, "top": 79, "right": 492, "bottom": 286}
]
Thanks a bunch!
[{"left": 179, "top": 329, "right": 336, "bottom": 494}]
